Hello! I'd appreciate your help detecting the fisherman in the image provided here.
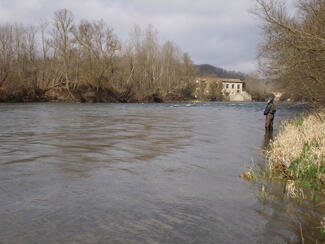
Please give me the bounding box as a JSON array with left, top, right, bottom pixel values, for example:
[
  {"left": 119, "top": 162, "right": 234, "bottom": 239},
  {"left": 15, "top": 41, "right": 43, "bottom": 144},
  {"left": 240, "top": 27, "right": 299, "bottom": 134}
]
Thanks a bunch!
[{"left": 264, "top": 96, "right": 276, "bottom": 131}]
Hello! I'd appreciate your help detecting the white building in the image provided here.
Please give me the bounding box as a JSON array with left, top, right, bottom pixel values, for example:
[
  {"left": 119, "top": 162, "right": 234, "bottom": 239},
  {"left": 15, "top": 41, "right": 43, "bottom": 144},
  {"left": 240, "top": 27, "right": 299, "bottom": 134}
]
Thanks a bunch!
[
  {"left": 221, "top": 78, "right": 244, "bottom": 95},
  {"left": 195, "top": 77, "right": 252, "bottom": 101}
]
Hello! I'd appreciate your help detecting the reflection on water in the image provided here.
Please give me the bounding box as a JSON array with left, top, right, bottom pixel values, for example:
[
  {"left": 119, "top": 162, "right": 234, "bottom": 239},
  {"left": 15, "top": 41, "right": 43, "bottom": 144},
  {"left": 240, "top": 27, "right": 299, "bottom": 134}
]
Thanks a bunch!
[{"left": 0, "top": 102, "right": 312, "bottom": 243}]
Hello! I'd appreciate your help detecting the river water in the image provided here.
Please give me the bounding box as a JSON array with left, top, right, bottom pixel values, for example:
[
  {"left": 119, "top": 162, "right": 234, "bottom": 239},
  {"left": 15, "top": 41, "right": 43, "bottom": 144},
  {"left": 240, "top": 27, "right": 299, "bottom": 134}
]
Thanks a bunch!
[{"left": 0, "top": 102, "right": 317, "bottom": 244}]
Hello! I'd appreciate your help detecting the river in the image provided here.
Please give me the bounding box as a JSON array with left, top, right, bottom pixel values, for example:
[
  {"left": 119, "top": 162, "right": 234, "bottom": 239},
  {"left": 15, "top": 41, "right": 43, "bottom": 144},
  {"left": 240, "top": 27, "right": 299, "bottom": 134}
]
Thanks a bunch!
[{"left": 0, "top": 102, "right": 317, "bottom": 244}]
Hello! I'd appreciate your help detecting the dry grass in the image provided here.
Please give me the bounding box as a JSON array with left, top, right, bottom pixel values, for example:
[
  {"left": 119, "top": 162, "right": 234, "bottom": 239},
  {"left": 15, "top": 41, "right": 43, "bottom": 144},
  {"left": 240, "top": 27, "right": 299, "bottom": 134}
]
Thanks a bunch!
[
  {"left": 266, "top": 112, "right": 325, "bottom": 198},
  {"left": 267, "top": 112, "right": 325, "bottom": 169}
]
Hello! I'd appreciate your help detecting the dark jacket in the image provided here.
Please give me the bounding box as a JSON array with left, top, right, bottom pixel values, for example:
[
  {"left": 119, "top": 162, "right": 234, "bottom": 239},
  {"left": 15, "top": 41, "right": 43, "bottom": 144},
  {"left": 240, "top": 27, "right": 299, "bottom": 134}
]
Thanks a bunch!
[{"left": 264, "top": 103, "right": 276, "bottom": 115}]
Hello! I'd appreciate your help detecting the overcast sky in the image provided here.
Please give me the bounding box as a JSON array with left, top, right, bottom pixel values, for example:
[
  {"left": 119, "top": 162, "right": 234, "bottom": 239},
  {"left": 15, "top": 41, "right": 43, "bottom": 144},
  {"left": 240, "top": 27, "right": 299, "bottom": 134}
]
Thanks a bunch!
[{"left": 0, "top": 0, "right": 296, "bottom": 73}]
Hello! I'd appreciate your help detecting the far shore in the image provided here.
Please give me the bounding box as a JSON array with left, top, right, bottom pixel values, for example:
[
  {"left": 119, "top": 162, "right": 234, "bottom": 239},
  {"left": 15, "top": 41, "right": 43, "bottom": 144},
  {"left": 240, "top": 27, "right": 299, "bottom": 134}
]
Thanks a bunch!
[{"left": 0, "top": 87, "right": 270, "bottom": 104}]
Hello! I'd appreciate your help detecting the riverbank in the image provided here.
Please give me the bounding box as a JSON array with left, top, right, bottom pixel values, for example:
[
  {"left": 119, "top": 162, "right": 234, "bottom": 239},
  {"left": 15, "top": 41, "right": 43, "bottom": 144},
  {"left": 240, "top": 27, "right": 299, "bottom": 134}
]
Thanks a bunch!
[
  {"left": 240, "top": 110, "right": 325, "bottom": 242},
  {"left": 0, "top": 85, "right": 196, "bottom": 103},
  {"left": 0, "top": 85, "right": 258, "bottom": 103},
  {"left": 267, "top": 111, "right": 325, "bottom": 199},
  {"left": 245, "top": 111, "right": 325, "bottom": 201}
]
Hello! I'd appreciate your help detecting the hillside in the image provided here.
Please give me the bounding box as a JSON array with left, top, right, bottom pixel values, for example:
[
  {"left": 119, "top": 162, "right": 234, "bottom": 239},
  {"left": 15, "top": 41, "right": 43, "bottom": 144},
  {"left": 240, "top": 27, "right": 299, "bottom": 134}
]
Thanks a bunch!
[{"left": 196, "top": 64, "right": 247, "bottom": 80}]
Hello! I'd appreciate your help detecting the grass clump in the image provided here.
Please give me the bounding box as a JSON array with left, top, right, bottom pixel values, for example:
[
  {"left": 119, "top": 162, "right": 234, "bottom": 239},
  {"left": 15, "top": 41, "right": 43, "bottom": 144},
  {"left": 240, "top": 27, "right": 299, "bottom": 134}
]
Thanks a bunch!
[{"left": 266, "top": 112, "right": 325, "bottom": 200}]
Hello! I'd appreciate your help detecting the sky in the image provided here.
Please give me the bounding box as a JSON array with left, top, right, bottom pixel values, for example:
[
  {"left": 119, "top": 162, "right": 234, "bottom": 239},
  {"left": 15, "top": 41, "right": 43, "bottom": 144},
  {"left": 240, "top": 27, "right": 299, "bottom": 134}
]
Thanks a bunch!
[{"left": 0, "top": 0, "right": 296, "bottom": 73}]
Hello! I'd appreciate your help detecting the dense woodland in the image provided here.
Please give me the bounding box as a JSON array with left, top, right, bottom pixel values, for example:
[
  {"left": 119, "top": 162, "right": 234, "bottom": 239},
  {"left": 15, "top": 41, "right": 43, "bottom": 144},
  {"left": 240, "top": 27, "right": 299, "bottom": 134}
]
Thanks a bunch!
[
  {"left": 254, "top": 0, "right": 325, "bottom": 105},
  {"left": 0, "top": 9, "right": 197, "bottom": 102}
]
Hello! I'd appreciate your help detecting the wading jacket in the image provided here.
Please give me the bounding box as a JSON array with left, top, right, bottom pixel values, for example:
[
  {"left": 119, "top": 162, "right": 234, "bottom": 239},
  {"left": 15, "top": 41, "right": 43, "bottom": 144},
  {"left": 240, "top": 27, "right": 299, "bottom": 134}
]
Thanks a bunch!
[{"left": 264, "top": 103, "right": 276, "bottom": 116}]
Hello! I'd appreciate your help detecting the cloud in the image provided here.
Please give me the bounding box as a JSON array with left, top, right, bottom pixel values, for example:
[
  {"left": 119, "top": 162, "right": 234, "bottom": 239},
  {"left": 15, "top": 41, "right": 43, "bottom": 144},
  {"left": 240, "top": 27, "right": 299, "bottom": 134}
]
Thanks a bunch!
[{"left": 0, "top": 0, "right": 268, "bottom": 73}]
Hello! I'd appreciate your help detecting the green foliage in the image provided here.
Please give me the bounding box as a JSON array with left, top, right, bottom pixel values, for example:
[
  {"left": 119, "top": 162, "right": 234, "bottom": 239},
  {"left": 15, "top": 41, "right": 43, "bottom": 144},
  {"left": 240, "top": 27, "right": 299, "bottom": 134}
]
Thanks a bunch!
[
  {"left": 288, "top": 143, "right": 324, "bottom": 185},
  {"left": 294, "top": 117, "right": 304, "bottom": 127},
  {"left": 263, "top": 141, "right": 325, "bottom": 202},
  {"left": 320, "top": 224, "right": 325, "bottom": 241},
  {"left": 251, "top": 170, "right": 257, "bottom": 183}
]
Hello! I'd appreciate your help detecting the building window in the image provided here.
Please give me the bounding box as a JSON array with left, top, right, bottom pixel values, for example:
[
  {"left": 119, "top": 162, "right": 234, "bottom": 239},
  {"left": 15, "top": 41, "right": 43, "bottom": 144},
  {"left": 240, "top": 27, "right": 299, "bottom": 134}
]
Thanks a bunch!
[
  {"left": 237, "top": 84, "right": 240, "bottom": 89},
  {"left": 226, "top": 84, "right": 229, "bottom": 89},
  {"left": 232, "top": 84, "right": 235, "bottom": 89}
]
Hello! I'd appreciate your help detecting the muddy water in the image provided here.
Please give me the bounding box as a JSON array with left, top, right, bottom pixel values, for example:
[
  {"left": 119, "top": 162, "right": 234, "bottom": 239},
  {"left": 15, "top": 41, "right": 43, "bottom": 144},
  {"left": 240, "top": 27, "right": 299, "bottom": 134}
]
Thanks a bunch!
[{"left": 0, "top": 102, "right": 313, "bottom": 243}]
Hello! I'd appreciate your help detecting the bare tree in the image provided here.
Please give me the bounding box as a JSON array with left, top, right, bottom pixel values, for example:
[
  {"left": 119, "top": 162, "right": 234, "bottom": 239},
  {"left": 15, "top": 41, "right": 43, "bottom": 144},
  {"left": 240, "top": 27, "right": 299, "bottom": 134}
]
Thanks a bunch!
[
  {"left": 0, "top": 24, "right": 13, "bottom": 89},
  {"left": 74, "top": 20, "right": 120, "bottom": 90},
  {"left": 51, "top": 9, "right": 75, "bottom": 95},
  {"left": 0, "top": 9, "right": 196, "bottom": 102},
  {"left": 253, "top": 0, "right": 325, "bottom": 105}
]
